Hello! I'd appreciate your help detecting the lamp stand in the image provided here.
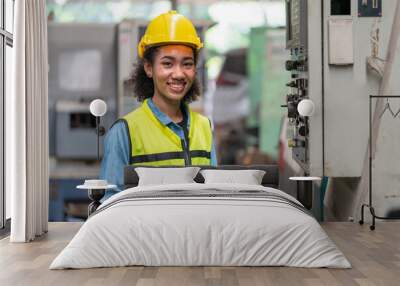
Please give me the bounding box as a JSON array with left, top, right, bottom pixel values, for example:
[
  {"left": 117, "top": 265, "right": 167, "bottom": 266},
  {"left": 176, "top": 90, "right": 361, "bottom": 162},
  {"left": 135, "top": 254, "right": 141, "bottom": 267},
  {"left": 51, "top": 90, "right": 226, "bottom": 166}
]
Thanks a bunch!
[{"left": 95, "top": 116, "right": 106, "bottom": 162}]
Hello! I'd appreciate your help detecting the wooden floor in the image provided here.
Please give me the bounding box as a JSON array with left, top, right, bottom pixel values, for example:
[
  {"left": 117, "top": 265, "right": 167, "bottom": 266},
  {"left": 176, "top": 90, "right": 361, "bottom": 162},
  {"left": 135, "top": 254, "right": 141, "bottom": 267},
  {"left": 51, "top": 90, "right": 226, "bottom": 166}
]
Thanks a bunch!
[{"left": 0, "top": 222, "right": 399, "bottom": 286}]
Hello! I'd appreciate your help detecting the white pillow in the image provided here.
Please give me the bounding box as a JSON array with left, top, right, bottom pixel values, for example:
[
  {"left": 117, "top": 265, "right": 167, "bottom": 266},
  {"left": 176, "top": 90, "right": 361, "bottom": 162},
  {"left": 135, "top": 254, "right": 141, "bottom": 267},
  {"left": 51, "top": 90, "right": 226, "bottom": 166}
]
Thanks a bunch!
[
  {"left": 135, "top": 167, "right": 200, "bottom": 186},
  {"left": 200, "top": 169, "right": 266, "bottom": 185}
]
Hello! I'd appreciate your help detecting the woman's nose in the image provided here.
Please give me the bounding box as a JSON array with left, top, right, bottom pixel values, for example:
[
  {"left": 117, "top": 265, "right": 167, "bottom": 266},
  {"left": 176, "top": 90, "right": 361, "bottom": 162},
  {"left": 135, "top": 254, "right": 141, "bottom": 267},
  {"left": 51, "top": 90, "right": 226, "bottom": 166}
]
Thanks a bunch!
[{"left": 172, "top": 65, "right": 185, "bottom": 78}]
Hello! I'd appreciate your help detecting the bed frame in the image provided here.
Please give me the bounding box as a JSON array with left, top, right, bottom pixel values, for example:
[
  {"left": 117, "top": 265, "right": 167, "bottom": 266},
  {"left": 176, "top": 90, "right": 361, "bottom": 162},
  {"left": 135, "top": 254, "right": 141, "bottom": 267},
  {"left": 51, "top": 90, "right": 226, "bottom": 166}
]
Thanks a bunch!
[{"left": 123, "top": 165, "right": 279, "bottom": 189}]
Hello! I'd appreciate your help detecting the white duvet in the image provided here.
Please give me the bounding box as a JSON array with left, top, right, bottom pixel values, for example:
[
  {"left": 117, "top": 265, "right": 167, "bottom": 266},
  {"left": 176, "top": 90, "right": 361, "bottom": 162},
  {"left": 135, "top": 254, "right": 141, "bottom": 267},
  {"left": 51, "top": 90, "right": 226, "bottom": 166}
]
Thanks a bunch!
[{"left": 50, "top": 183, "right": 351, "bottom": 269}]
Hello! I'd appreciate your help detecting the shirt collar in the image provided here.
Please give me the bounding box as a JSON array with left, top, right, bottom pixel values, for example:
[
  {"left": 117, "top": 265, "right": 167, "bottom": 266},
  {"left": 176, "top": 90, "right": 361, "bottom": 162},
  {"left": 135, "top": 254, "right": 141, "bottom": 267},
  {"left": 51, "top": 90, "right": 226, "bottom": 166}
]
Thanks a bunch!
[{"left": 147, "top": 98, "right": 190, "bottom": 127}]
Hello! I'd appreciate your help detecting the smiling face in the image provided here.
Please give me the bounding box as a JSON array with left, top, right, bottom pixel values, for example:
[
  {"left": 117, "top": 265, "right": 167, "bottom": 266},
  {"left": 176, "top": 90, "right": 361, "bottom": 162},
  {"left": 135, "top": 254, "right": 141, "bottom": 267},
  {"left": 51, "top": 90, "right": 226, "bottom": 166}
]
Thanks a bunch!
[{"left": 144, "top": 45, "right": 196, "bottom": 104}]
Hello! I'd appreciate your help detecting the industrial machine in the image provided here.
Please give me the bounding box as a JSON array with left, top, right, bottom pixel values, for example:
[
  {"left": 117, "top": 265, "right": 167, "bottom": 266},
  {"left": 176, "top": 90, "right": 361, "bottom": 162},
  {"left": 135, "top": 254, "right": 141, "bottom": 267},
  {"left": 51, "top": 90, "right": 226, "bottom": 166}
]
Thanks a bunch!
[
  {"left": 283, "top": 0, "right": 390, "bottom": 176},
  {"left": 48, "top": 23, "right": 118, "bottom": 159},
  {"left": 283, "top": 0, "right": 400, "bottom": 220}
]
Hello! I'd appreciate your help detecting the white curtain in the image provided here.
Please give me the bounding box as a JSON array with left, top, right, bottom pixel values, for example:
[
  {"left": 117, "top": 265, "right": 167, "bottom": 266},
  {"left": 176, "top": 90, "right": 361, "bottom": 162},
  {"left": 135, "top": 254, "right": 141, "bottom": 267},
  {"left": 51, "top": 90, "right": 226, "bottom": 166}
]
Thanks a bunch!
[{"left": 7, "top": 0, "right": 49, "bottom": 242}]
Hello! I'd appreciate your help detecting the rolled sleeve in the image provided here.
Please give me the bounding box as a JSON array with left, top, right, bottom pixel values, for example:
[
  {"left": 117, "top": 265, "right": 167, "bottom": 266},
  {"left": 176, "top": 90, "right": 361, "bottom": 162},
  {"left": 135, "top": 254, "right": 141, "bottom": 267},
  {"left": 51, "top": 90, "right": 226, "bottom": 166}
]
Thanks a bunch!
[{"left": 100, "top": 121, "right": 130, "bottom": 200}]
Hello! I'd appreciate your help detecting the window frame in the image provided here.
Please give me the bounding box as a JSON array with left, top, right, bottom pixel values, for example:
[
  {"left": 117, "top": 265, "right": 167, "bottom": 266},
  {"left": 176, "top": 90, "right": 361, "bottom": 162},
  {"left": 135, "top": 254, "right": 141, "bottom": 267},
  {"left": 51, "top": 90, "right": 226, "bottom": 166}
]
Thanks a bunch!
[{"left": 1, "top": 0, "right": 14, "bottom": 233}]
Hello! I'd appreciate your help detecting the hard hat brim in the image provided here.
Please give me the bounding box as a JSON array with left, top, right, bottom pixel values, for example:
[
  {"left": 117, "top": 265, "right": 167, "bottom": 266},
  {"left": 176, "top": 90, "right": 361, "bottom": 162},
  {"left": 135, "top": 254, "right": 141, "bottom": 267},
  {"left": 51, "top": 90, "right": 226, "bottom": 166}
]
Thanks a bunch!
[{"left": 139, "top": 41, "right": 203, "bottom": 58}]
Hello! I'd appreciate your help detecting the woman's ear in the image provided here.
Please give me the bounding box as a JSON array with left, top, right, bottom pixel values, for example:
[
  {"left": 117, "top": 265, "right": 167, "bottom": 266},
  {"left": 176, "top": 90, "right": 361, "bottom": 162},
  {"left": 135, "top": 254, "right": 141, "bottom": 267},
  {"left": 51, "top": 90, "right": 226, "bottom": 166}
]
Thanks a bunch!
[{"left": 143, "top": 61, "right": 153, "bottom": 78}]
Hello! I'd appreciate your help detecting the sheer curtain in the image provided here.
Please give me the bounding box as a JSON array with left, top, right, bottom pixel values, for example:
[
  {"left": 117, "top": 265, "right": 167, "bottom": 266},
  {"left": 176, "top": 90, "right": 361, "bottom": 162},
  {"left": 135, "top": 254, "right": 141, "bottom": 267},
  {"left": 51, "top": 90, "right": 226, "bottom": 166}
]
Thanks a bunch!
[{"left": 7, "top": 0, "right": 49, "bottom": 242}]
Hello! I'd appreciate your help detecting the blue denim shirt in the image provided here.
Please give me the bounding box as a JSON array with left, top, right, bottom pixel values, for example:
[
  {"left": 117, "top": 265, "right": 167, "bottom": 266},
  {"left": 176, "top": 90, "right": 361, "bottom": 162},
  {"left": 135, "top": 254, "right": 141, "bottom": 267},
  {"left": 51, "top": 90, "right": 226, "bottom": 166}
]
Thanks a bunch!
[{"left": 100, "top": 98, "right": 217, "bottom": 200}]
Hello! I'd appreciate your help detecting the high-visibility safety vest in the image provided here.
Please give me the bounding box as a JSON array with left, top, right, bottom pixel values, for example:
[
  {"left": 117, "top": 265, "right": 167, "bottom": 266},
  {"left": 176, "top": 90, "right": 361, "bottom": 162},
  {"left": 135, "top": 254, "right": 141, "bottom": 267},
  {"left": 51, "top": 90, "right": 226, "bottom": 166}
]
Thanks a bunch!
[{"left": 120, "top": 99, "right": 212, "bottom": 166}]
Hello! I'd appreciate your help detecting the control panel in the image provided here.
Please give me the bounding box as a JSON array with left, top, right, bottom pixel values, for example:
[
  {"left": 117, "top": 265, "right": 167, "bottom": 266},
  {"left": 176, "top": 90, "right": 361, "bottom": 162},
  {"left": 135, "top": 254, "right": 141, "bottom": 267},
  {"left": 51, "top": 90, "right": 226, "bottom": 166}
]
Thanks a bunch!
[{"left": 283, "top": 0, "right": 310, "bottom": 171}]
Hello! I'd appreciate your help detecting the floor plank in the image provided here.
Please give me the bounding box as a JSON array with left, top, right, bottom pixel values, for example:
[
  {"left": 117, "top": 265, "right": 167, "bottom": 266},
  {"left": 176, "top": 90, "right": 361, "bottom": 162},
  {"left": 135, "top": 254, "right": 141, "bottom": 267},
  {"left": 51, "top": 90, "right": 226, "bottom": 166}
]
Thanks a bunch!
[{"left": 0, "top": 222, "right": 399, "bottom": 286}]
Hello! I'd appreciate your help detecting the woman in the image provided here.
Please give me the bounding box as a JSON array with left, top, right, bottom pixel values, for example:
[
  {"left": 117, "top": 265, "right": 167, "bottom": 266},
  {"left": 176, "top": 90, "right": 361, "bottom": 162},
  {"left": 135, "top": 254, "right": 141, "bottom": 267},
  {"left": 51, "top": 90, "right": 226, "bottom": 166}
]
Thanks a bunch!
[{"left": 100, "top": 11, "right": 217, "bottom": 198}]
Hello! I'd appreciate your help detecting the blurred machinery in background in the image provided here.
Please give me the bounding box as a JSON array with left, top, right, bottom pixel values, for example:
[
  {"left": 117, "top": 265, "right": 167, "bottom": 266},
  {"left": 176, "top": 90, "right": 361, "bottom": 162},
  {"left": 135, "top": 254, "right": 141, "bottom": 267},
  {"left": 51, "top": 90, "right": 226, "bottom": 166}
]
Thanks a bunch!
[
  {"left": 248, "top": 27, "right": 288, "bottom": 163},
  {"left": 282, "top": 0, "right": 399, "bottom": 220},
  {"left": 212, "top": 48, "right": 249, "bottom": 164},
  {"left": 212, "top": 27, "right": 288, "bottom": 166},
  {"left": 212, "top": 48, "right": 249, "bottom": 124},
  {"left": 48, "top": 23, "right": 118, "bottom": 159}
]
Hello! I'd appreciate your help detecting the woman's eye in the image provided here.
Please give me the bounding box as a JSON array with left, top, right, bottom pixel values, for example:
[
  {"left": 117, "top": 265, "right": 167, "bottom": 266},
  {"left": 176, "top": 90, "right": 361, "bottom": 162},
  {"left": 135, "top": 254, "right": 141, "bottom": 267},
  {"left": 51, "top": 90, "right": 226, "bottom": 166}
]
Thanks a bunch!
[
  {"left": 184, "top": 62, "right": 194, "bottom": 68},
  {"left": 162, "top": 62, "right": 172, "bottom": 67}
]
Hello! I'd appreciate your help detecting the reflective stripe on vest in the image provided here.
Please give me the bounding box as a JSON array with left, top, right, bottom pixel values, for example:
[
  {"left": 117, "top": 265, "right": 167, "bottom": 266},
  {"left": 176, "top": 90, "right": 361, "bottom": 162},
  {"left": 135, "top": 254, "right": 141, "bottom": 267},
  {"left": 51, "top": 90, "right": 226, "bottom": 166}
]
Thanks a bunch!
[{"left": 122, "top": 99, "right": 212, "bottom": 166}]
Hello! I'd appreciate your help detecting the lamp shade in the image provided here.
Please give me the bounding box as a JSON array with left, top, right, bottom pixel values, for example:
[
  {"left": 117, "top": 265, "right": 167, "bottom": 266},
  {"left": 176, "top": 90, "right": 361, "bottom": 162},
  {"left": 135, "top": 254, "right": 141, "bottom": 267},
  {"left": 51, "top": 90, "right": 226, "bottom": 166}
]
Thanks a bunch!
[
  {"left": 297, "top": 99, "right": 315, "bottom": 117},
  {"left": 89, "top": 99, "right": 107, "bottom": 117}
]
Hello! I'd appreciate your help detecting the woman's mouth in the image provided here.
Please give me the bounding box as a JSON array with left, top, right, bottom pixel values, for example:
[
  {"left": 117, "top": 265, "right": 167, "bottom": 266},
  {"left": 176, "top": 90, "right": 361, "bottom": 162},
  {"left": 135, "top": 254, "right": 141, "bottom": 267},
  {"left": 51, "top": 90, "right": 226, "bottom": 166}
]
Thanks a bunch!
[{"left": 167, "top": 81, "right": 186, "bottom": 93}]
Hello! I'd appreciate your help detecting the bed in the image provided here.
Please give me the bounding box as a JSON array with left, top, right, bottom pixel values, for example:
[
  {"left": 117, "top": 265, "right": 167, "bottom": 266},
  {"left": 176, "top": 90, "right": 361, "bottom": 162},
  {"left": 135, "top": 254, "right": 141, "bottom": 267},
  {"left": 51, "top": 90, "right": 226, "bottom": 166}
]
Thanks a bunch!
[{"left": 50, "top": 165, "right": 350, "bottom": 269}]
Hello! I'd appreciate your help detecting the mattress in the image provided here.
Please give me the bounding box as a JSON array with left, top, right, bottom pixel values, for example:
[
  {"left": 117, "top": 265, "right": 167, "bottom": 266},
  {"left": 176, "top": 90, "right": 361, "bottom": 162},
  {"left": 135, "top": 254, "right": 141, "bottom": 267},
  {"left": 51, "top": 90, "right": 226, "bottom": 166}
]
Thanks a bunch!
[{"left": 50, "top": 183, "right": 351, "bottom": 269}]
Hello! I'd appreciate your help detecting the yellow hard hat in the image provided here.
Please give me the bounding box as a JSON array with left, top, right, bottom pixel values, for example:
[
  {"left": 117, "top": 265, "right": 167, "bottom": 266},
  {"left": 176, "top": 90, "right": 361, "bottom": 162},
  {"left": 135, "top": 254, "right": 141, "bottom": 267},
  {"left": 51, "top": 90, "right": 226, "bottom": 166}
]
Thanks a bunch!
[{"left": 138, "top": 10, "right": 203, "bottom": 58}]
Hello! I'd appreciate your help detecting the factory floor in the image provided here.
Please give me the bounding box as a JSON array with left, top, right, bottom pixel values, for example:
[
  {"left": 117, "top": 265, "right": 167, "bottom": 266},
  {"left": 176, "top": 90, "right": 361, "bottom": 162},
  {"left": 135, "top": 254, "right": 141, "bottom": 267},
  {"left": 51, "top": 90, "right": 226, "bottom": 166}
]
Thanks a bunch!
[{"left": 0, "top": 222, "right": 399, "bottom": 286}]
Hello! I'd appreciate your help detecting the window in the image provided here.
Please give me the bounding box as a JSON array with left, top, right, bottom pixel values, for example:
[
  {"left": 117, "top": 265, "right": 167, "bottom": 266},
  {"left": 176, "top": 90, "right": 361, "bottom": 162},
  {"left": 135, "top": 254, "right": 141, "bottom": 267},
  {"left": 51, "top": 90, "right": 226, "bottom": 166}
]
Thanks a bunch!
[
  {"left": 1, "top": 0, "right": 14, "bottom": 232},
  {"left": 5, "top": 0, "right": 13, "bottom": 33}
]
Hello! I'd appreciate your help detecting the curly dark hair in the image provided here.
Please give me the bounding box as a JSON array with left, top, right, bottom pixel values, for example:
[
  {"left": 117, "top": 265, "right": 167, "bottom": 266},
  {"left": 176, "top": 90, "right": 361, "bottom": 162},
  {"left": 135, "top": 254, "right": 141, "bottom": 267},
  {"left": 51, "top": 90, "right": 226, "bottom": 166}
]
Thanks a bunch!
[{"left": 131, "top": 46, "right": 201, "bottom": 103}]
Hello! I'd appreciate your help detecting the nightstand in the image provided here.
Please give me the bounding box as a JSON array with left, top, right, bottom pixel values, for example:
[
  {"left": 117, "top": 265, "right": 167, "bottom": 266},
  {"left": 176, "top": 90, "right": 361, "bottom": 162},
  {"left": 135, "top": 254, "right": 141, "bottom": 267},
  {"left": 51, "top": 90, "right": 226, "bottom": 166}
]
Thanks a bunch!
[
  {"left": 289, "top": 176, "right": 321, "bottom": 210},
  {"left": 77, "top": 183, "right": 116, "bottom": 216}
]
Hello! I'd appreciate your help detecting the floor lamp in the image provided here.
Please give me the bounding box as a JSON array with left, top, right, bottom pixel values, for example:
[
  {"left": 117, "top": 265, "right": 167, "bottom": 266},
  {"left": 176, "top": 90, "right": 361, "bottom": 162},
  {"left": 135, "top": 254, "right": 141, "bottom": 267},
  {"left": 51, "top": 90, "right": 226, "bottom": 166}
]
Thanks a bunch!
[{"left": 89, "top": 99, "right": 107, "bottom": 161}]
